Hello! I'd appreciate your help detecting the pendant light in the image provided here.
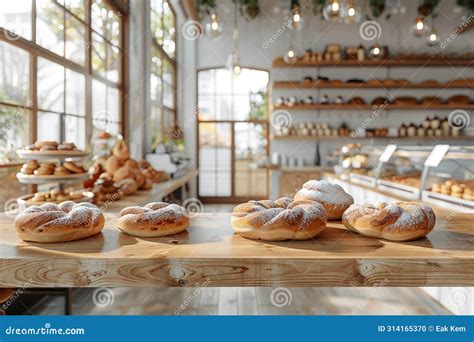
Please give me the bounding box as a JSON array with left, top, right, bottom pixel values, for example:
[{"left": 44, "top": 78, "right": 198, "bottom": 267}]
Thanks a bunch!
[
  {"left": 205, "top": 10, "right": 223, "bottom": 38},
  {"left": 290, "top": 0, "right": 304, "bottom": 30},
  {"left": 283, "top": 46, "right": 297, "bottom": 64},
  {"left": 323, "top": 0, "right": 344, "bottom": 23},
  {"left": 412, "top": 15, "right": 429, "bottom": 37},
  {"left": 344, "top": 0, "right": 362, "bottom": 24},
  {"left": 426, "top": 17, "right": 439, "bottom": 46},
  {"left": 226, "top": 2, "right": 241, "bottom": 76}
]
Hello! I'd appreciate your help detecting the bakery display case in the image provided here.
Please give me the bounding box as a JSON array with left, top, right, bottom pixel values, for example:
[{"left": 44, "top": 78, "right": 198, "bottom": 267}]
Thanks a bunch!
[{"left": 421, "top": 146, "right": 474, "bottom": 211}]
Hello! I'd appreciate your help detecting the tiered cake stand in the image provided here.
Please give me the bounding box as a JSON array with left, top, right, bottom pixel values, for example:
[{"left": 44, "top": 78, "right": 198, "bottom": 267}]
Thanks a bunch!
[{"left": 16, "top": 149, "right": 93, "bottom": 209}]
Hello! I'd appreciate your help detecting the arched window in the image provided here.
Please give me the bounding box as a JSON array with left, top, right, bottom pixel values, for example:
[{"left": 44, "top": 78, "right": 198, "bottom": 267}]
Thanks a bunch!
[{"left": 197, "top": 67, "right": 269, "bottom": 201}]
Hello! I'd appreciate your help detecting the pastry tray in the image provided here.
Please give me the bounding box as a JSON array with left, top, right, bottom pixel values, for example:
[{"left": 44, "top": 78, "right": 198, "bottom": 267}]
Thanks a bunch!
[
  {"left": 17, "top": 149, "right": 89, "bottom": 161},
  {"left": 376, "top": 179, "right": 420, "bottom": 200},
  {"left": 422, "top": 190, "right": 474, "bottom": 212},
  {"left": 349, "top": 173, "right": 376, "bottom": 187},
  {"left": 17, "top": 191, "right": 94, "bottom": 210},
  {"left": 16, "top": 173, "right": 89, "bottom": 184}
]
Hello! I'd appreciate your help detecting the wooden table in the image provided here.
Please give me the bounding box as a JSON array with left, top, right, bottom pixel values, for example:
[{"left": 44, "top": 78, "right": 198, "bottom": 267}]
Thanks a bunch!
[{"left": 1, "top": 207, "right": 472, "bottom": 288}]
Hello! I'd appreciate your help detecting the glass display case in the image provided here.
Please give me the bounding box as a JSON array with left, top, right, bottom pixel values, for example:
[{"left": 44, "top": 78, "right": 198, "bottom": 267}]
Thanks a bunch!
[
  {"left": 332, "top": 144, "right": 473, "bottom": 212},
  {"left": 421, "top": 146, "right": 474, "bottom": 211}
]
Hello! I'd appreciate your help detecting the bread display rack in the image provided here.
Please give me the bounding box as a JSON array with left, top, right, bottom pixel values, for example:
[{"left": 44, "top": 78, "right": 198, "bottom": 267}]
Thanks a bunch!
[
  {"left": 334, "top": 145, "right": 474, "bottom": 212},
  {"left": 15, "top": 148, "right": 91, "bottom": 208}
]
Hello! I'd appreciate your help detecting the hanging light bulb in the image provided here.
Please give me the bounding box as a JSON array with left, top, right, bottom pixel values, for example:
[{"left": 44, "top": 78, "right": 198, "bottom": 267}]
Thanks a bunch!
[
  {"left": 205, "top": 10, "right": 223, "bottom": 38},
  {"left": 290, "top": 1, "right": 304, "bottom": 30},
  {"left": 227, "top": 2, "right": 241, "bottom": 76},
  {"left": 323, "top": 0, "right": 344, "bottom": 23},
  {"left": 412, "top": 15, "right": 429, "bottom": 37},
  {"left": 283, "top": 47, "right": 298, "bottom": 64},
  {"left": 369, "top": 43, "right": 383, "bottom": 59},
  {"left": 426, "top": 27, "right": 440, "bottom": 46},
  {"left": 344, "top": 0, "right": 362, "bottom": 24}
]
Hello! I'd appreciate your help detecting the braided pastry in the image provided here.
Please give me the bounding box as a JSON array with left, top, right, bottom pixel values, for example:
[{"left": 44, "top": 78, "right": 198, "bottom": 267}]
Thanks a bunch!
[
  {"left": 119, "top": 202, "right": 189, "bottom": 237},
  {"left": 15, "top": 201, "right": 105, "bottom": 243},
  {"left": 231, "top": 197, "right": 327, "bottom": 241},
  {"left": 342, "top": 202, "right": 436, "bottom": 241},
  {"left": 294, "top": 180, "right": 354, "bottom": 220}
]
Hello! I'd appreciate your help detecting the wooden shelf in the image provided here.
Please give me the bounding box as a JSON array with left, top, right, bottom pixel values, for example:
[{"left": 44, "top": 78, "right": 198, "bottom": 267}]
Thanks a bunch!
[
  {"left": 272, "top": 80, "right": 473, "bottom": 89},
  {"left": 272, "top": 57, "right": 474, "bottom": 68},
  {"left": 271, "top": 135, "right": 474, "bottom": 141},
  {"left": 273, "top": 103, "right": 474, "bottom": 111}
]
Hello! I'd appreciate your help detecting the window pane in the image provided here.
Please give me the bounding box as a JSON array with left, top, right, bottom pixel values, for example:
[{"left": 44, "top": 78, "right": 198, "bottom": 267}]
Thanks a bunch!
[
  {"left": 37, "top": 58, "right": 65, "bottom": 112},
  {"left": 163, "top": 82, "right": 174, "bottom": 108},
  {"left": 65, "top": 115, "right": 85, "bottom": 148},
  {"left": 163, "top": 108, "right": 174, "bottom": 136},
  {"left": 106, "top": 43, "right": 120, "bottom": 82},
  {"left": 91, "top": 0, "right": 120, "bottom": 44},
  {"left": 65, "top": 68, "right": 85, "bottom": 115},
  {"left": 0, "top": 106, "right": 30, "bottom": 150},
  {"left": 162, "top": 1, "right": 175, "bottom": 58},
  {"left": 91, "top": 33, "right": 106, "bottom": 76},
  {"left": 0, "top": 42, "right": 30, "bottom": 106},
  {"left": 37, "top": 111, "right": 61, "bottom": 142},
  {"left": 36, "top": 0, "right": 65, "bottom": 56},
  {"left": 150, "top": 73, "right": 162, "bottom": 102},
  {"left": 197, "top": 95, "right": 215, "bottom": 121},
  {"left": 198, "top": 70, "right": 214, "bottom": 95},
  {"left": 65, "top": 13, "right": 85, "bottom": 65},
  {"left": 64, "top": 0, "right": 85, "bottom": 20},
  {"left": 162, "top": 58, "right": 173, "bottom": 84},
  {"left": 0, "top": 0, "right": 32, "bottom": 41},
  {"left": 150, "top": 105, "right": 162, "bottom": 149},
  {"left": 107, "top": 87, "right": 120, "bottom": 122},
  {"left": 92, "top": 79, "right": 106, "bottom": 128}
]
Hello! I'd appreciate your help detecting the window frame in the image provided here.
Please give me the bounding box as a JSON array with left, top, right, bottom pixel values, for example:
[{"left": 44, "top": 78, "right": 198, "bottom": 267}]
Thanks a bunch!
[
  {"left": 0, "top": 0, "right": 128, "bottom": 147},
  {"left": 150, "top": 0, "right": 177, "bottom": 148}
]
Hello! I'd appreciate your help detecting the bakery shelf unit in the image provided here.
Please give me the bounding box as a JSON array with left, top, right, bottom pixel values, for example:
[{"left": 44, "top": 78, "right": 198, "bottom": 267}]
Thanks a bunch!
[
  {"left": 334, "top": 145, "right": 474, "bottom": 212},
  {"left": 270, "top": 54, "right": 474, "bottom": 172},
  {"left": 15, "top": 150, "right": 90, "bottom": 208}
]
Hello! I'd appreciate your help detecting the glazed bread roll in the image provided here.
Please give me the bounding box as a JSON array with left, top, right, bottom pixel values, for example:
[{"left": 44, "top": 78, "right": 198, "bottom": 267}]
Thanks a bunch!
[
  {"left": 294, "top": 180, "right": 354, "bottom": 220},
  {"left": 231, "top": 197, "right": 327, "bottom": 241},
  {"left": 342, "top": 202, "right": 436, "bottom": 241},
  {"left": 119, "top": 202, "right": 189, "bottom": 237},
  {"left": 15, "top": 201, "right": 105, "bottom": 243}
]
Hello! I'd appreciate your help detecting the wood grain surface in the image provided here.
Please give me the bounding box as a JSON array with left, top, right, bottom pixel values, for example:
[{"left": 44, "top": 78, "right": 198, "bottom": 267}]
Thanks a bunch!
[{"left": 1, "top": 207, "right": 472, "bottom": 287}]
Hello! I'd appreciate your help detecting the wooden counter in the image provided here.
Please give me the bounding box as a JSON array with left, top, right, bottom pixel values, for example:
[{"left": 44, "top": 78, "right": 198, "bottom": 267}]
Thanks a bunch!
[{"left": 1, "top": 207, "right": 472, "bottom": 288}]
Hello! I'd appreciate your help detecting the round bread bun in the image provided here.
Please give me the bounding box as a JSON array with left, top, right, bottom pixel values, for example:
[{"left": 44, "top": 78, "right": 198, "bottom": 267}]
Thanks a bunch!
[
  {"left": 113, "top": 165, "right": 132, "bottom": 182},
  {"left": 15, "top": 201, "right": 105, "bottom": 243},
  {"left": 342, "top": 202, "right": 436, "bottom": 241},
  {"left": 140, "top": 177, "right": 153, "bottom": 190},
  {"left": 105, "top": 155, "right": 123, "bottom": 175},
  {"left": 112, "top": 139, "right": 130, "bottom": 161},
  {"left": 294, "top": 180, "right": 354, "bottom": 220},
  {"left": 119, "top": 202, "right": 189, "bottom": 237},
  {"left": 115, "top": 178, "right": 138, "bottom": 196},
  {"left": 231, "top": 197, "right": 327, "bottom": 241}
]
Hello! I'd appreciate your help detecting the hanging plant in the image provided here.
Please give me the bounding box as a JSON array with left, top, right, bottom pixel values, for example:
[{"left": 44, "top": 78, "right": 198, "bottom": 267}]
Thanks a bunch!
[
  {"left": 369, "top": 0, "right": 386, "bottom": 18},
  {"left": 234, "top": 0, "right": 260, "bottom": 19},
  {"left": 456, "top": 0, "right": 474, "bottom": 12},
  {"left": 312, "top": 0, "right": 326, "bottom": 16},
  {"left": 419, "top": 0, "right": 440, "bottom": 17},
  {"left": 196, "top": 0, "right": 217, "bottom": 19}
]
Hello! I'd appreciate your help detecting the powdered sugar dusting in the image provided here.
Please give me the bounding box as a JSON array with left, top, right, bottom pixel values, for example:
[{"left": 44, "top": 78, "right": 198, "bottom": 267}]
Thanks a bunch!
[{"left": 295, "top": 180, "right": 354, "bottom": 207}]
